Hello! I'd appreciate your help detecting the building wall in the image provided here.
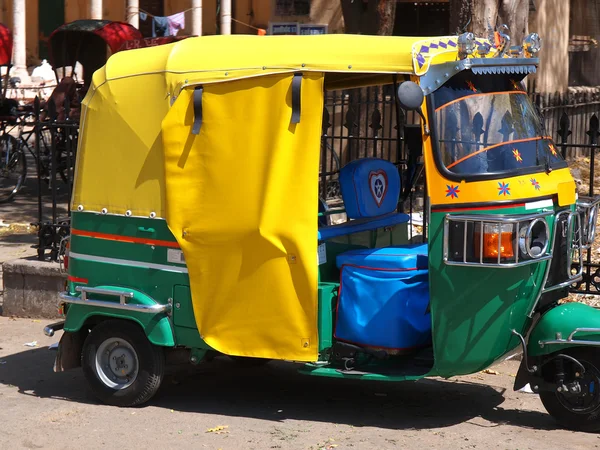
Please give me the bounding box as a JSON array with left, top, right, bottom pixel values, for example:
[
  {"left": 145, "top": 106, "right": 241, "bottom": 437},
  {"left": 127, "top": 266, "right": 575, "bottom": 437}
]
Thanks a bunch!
[
  {"left": 0, "top": 0, "right": 344, "bottom": 67},
  {"left": 233, "top": 0, "right": 343, "bottom": 34}
]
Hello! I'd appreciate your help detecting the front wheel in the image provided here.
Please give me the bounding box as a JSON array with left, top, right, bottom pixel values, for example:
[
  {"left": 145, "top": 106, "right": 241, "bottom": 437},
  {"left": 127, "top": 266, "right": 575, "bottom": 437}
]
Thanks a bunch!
[
  {"left": 81, "top": 320, "right": 165, "bottom": 407},
  {"left": 539, "top": 348, "right": 600, "bottom": 432}
]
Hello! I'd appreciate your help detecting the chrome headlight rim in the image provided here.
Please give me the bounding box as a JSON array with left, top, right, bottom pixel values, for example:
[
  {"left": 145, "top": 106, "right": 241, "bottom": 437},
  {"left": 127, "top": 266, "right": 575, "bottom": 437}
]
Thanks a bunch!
[{"left": 521, "top": 218, "right": 550, "bottom": 259}]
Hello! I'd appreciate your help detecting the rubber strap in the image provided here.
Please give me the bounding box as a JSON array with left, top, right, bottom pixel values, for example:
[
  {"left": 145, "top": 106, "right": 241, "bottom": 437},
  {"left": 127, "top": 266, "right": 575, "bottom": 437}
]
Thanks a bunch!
[
  {"left": 291, "top": 73, "right": 302, "bottom": 124},
  {"left": 192, "top": 86, "right": 203, "bottom": 135}
]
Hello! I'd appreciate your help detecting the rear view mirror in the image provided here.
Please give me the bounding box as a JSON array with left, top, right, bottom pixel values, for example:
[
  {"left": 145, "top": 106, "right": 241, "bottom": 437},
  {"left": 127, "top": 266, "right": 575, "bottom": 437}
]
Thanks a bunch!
[
  {"left": 396, "top": 81, "right": 429, "bottom": 135},
  {"left": 397, "top": 81, "right": 424, "bottom": 111}
]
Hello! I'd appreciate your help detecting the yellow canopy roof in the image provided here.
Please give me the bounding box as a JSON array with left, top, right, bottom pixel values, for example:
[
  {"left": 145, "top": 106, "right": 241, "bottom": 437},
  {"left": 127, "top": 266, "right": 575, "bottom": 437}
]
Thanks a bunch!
[{"left": 93, "top": 34, "right": 463, "bottom": 93}]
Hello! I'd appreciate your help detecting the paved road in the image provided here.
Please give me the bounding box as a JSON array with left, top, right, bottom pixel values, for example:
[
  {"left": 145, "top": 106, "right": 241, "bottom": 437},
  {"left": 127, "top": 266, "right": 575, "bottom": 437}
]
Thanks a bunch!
[{"left": 0, "top": 317, "right": 598, "bottom": 450}]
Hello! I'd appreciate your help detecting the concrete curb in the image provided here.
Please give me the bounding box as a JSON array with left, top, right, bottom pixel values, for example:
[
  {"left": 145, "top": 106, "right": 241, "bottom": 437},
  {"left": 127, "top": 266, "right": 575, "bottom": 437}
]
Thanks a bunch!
[{"left": 1, "top": 258, "right": 65, "bottom": 318}]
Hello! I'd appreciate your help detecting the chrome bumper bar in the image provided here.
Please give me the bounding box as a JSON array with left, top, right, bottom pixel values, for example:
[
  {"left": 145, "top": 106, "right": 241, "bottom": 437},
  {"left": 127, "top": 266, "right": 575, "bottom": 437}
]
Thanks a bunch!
[
  {"left": 539, "top": 327, "right": 600, "bottom": 348},
  {"left": 59, "top": 286, "right": 171, "bottom": 314},
  {"left": 43, "top": 321, "right": 65, "bottom": 337}
]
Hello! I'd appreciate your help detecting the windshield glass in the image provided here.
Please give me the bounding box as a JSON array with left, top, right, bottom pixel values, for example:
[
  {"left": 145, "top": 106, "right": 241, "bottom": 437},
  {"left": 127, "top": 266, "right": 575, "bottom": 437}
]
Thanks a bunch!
[{"left": 431, "top": 72, "right": 565, "bottom": 176}]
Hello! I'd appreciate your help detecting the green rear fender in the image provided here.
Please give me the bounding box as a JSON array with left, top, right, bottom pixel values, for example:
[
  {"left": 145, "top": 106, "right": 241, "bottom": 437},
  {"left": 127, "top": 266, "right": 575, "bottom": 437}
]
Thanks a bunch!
[
  {"left": 528, "top": 302, "right": 600, "bottom": 357},
  {"left": 63, "top": 286, "right": 175, "bottom": 347}
]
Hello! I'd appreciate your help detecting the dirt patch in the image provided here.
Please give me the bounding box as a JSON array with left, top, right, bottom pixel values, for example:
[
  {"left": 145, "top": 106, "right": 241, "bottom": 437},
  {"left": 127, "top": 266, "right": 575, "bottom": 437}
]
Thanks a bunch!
[{"left": 0, "top": 223, "right": 37, "bottom": 236}]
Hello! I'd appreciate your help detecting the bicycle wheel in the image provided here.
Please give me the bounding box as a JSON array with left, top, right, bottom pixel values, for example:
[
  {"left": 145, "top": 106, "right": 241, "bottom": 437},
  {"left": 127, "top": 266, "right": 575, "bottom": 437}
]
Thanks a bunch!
[{"left": 0, "top": 134, "right": 26, "bottom": 203}]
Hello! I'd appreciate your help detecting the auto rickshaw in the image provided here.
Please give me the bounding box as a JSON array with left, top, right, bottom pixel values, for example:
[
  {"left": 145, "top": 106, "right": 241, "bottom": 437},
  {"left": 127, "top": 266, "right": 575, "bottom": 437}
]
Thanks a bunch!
[
  {"left": 44, "top": 30, "right": 600, "bottom": 431},
  {"left": 47, "top": 19, "right": 142, "bottom": 89}
]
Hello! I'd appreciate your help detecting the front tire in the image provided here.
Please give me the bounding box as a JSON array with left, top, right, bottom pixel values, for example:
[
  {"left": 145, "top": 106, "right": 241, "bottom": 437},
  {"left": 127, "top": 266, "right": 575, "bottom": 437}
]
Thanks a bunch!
[
  {"left": 81, "top": 320, "right": 165, "bottom": 407},
  {"left": 539, "top": 348, "right": 600, "bottom": 432}
]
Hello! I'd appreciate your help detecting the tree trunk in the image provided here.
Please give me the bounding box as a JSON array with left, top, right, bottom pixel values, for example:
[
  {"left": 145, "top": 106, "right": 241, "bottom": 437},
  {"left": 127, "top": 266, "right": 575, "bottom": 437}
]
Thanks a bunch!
[
  {"left": 449, "top": 0, "right": 528, "bottom": 44},
  {"left": 340, "top": 0, "right": 397, "bottom": 35}
]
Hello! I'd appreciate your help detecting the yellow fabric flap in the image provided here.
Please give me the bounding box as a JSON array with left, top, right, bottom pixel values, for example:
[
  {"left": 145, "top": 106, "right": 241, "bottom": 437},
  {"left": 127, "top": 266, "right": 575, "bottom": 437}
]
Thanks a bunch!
[{"left": 162, "top": 73, "right": 323, "bottom": 361}]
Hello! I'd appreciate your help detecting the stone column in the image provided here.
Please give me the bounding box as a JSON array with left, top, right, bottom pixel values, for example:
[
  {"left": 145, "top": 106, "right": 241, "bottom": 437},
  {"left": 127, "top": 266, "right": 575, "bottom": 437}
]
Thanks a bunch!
[
  {"left": 90, "top": 0, "right": 103, "bottom": 20},
  {"left": 192, "top": 0, "right": 202, "bottom": 36},
  {"left": 11, "top": 0, "right": 29, "bottom": 82},
  {"left": 127, "top": 0, "right": 139, "bottom": 29},
  {"left": 220, "top": 0, "right": 231, "bottom": 35}
]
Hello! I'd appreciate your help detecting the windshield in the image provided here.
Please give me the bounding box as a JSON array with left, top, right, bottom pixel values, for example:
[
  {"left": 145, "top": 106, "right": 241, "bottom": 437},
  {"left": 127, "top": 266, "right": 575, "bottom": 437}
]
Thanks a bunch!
[{"left": 431, "top": 72, "right": 565, "bottom": 176}]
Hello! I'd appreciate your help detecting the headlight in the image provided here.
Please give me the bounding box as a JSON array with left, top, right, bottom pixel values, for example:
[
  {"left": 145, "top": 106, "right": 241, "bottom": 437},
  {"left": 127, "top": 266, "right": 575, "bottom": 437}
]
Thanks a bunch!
[
  {"left": 519, "top": 218, "right": 549, "bottom": 258},
  {"left": 474, "top": 223, "right": 514, "bottom": 259}
]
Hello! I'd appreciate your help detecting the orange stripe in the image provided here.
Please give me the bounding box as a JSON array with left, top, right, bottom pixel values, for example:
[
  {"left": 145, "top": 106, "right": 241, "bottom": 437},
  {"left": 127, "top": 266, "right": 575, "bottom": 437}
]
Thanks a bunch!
[
  {"left": 435, "top": 90, "right": 528, "bottom": 113},
  {"left": 67, "top": 275, "right": 88, "bottom": 284},
  {"left": 71, "top": 228, "right": 180, "bottom": 248},
  {"left": 446, "top": 136, "right": 551, "bottom": 170}
]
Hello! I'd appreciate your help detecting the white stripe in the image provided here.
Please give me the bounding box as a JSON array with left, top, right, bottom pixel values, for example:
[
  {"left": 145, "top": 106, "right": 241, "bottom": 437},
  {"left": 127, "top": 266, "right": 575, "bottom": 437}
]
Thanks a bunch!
[
  {"left": 69, "top": 251, "right": 189, "bottom": 274},
  {"left": 525, "top": 199, "right": 553, "bottom": 210}
]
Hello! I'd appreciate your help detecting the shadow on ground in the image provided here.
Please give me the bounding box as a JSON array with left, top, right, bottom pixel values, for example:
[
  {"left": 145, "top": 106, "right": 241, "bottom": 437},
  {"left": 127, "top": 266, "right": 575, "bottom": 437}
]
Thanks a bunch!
[
  {"left": 0, "top": 345, "right": 557, "bottom": 432},
  {"left": 0, "top": 233, "right": 37, "bottom": 245},
  {"left": 0, "top": 151, "right": 69, "bottom": 225}
]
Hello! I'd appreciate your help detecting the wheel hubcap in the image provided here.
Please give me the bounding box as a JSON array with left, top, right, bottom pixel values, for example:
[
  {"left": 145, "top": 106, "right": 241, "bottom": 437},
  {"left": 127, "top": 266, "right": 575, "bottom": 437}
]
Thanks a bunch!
[{"left": 95, "top": 338, "right": 139, "bottom": 390}]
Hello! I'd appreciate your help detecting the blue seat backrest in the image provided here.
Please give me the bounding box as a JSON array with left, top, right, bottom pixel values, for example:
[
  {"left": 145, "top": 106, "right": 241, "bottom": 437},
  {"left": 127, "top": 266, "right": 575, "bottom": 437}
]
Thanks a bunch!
[{"left": 339, "top": 158, "right": 401, "bottom": 219}]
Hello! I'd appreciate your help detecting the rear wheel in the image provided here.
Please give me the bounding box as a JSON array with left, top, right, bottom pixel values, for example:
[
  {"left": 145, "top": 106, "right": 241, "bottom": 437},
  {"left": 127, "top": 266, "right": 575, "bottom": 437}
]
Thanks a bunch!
[
  {"left": 0, "top": 134, "right": 26, "bottom": 202},
  {"left": 81, "top": 320, "right": 165, "bottom": 407},
  {"left": 539, "top": 348, "right": 600, "bottom": 432}
]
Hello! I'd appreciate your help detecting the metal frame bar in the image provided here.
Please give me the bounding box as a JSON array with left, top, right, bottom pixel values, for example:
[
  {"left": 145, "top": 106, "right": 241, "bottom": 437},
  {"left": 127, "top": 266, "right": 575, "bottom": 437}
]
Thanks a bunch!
[
  {"left": 43, "top": 321, "right": 65, "bottom": 337},
  {"left": 539, "top": 327, "right": 600, "bottom": 348},
  {"left": 528, "top": 210, "right": 583, "bottom": 317},
  {"left": 59, "top": 287, "right": 170, "bottom": 314},
  {"left": 576, "top": 195, "right": 600, "bottom": 249}
]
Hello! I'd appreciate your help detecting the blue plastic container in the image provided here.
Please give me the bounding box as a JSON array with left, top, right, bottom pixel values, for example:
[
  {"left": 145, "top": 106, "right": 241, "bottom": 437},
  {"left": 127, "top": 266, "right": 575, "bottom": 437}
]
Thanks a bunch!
[{"left": 335, "top": 244, "right": 432, "bottom": 351}]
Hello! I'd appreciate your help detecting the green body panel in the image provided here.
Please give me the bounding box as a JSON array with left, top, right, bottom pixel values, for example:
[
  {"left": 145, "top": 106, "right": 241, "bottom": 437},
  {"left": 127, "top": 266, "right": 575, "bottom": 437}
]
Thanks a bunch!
[
  {"left": 174, "top": 326, "right": 210, "bottom": 349},
  {"left": 427, "top": 206, "right": 554, "bottom": 378},
  {"left": 317, "top": 283, "right": 338, "bottom": 352},
  {"left": 529, "top": 302, "right": 600, "bottom": 356},
  {"left": 63, "top": 286, "right": 175, "bottom": 347},
  {"left": 66, "top": 212, "right": 201, "bottom": 348},
  {"left": 299, "top": 364, "right": 425, "bottom": 381},
  {"left": 72, "top": 212, "right": 178, "bottom": 242},
  {"left": 171, "top": 284, "right": 212, "bottom": 348},
  {"left": 173, "top": 285, "right": 197, "bottom": 329}
]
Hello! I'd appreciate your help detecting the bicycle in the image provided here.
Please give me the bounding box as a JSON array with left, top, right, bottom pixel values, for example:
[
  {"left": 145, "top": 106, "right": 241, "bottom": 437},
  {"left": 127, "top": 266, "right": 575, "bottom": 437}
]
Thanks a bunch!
[{"left": 0, "top": 102, "right": 74, "bottom": 203}]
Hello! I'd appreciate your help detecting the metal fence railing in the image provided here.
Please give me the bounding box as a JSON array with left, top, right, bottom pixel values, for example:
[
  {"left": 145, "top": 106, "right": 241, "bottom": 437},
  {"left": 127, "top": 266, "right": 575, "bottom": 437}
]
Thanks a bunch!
[{"left": 32, "top": 95, "right": 78, "bottom": 261}]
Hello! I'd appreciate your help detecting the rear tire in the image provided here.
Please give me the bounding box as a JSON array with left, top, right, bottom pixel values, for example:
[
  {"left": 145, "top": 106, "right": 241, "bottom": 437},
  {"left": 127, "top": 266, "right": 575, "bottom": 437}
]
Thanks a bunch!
[
  {"left": 81, "top": 320, "right": 165, "bottom": 407},
  {"left": 539, "top": 348, "right": 600, "bottom": 432}
]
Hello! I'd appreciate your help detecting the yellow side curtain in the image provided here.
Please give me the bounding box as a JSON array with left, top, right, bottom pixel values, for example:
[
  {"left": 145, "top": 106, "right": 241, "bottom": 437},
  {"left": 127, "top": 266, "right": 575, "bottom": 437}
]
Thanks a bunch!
[{"left": 162, "top": 73, "right": 324, "bottom": 361}]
